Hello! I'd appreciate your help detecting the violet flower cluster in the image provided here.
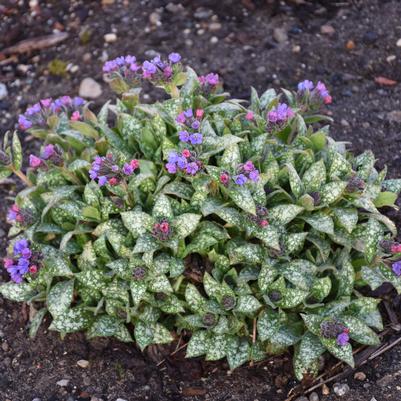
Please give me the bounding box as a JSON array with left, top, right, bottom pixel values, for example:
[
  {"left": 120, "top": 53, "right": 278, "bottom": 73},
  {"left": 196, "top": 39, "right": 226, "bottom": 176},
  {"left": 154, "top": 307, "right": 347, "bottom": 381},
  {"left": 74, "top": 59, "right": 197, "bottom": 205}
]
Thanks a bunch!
[
  {"left": 103, "top": 53, "right": 181, "bottom": 82},
  {"left": 3, "top": 239, "right": 39, "bottom": 283},
  {"left": 176, "top": 108, "right": 204, "bottom": 146},
  {"left": 267, "top": 103, "right": 295, "bottom": 124},
  {"left": 165, "top": 150, "right": 202, "bottom": 176},
  {"left": 248, "top": 205, "right": 269, "bottom": 228},
  {"left": 198, "top": 73, "right": 219, "bottom": 94},
  {"left": 7, "top": 204, "right": 34, "bottom": 226},
  {"left": 89, "top": 154, "right": 139, "bottom": 186},
  {"left": 152, "top": 219, "right": 173, "bottom": 242},
  {"left": 297, "top": 80, "right": 332, "bottom": 105},
  {"left": 220, "top": 161, "right": 260, "bottom": 187},
  {"left": 18, "top": 96, "right": 85, "bottom": 131},
  {"left": 320, "top": 320, "right": 350, "bottom": 347}
]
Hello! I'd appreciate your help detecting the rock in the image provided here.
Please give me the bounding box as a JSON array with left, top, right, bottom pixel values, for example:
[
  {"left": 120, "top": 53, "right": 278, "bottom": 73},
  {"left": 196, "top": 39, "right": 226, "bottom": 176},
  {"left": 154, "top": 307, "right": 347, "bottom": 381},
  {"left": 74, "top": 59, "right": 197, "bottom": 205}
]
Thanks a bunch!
[
  {"left": 273, "top": 27, "right": 288, "bottom": 43},
  {"left": 292, "top": 45, "right": 301, "bottom": 53},
  {"left": 56, "top": 379, "right": 70, "bottom": 387},
  {"left": 396, "top": 38, "right": 401, "bottom": 47},
  {"left": 79, "top": 78, "right": 102, "bottom": 99},
  {"left": 377, "top": 374, "right": 393, "bottom": 386},
  {"left": 341, "top": 119, "right": 350, "bottom": 127},
  {"left": 83, "top": 53, "right": 92, "bottom": 63},
  {"left": 320, "top": 25, "right": 335, "bottom": 35},
  {"left": 387, "top": 55, "right": 396, "bottom": 62},
  {"left": 387, "top": 111, "right": 401, "bottom": 123},
  {"left": 116, "top": 399, "right": 128, "bottom": 401},
  {"left": 77, "top": 359, "right": 89, "bottom": 368},
  {"left": 346, "top": 40, "right": 355, "bottom": 50},
  {"left": 0, "top": 83, "right": 8, "bottom": 100},
  {"left": 32, "top": 398, "right": 42, "bottom": 401},
  {"left": 165, "top": 3, "right": 183, "bottom": 13},
  {"left": 1, "top": 342, "right": 9, "bottom": 352},
  {"left": 370, "top": 398, "right": 378, "bottom": 401},
  {"left": 309, "top": 391, "right": 319, "bottom": 401},
  {"left": 90, "top": 397, "right": 104, "bottom": 401},
  {"left": 149, "top": 12, "right": 161, "bottom": 25},
  {"left": 321, "top": 384, "right": 330, "bottom": 395},
  {"left": 256, "top": 66, "right": 266, "bottom": 75},
  {"left": 209, "top": 22, "right": 222, "bottom": 31},
  {"left": 194, "top": 7, "right": 213, "bottom": 20},
  {"left": 333, "top": 383, "right": 350, "bottom": 397},
  {"left": 294, "top": 397, "right": 308, "bottom": 401},
  {"left": 210, "top": 36, "right": 218, "bottom": 44},
  {"left": 104, "top": 33, "right": 117, "bottom": 43},
  {"left": 354, "top": 371, "right": 367, "bottom": 381},
  {"left": 363, "top": 31, "right": 379, "bottom": 44}
]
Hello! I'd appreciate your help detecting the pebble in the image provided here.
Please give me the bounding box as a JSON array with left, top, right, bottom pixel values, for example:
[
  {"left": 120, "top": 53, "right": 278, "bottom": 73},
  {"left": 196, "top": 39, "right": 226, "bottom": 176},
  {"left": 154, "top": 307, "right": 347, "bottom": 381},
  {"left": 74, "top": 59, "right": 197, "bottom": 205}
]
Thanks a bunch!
[
  {"left": 209, "top": 22, "right": 222, "bottom": 31},
  {"left": 17, "top": 64, "right": 30, "bottom": 74},
  {"left": 32, "top": 398, "right": 42, "bottom": 401},
  {"left": 256, "top": 66, "right": 266, "bottom": 75},
  {"left": 320, "top": 25, "right": 335, "bottom": 35},
  {"left": 77, "top": 359, "right": 89, "bottom": 368},
  {"left": 116, "top": 399, "right": 128, "bottom": 401},
  {"left": 387, "top": 111, "right": 401, "bottom": 123},
  {"left": 194, "top": 7, "right": 213, "bottom": 20},
  {"left": 333, "top": 383, "right": 350, "bottom": 397},
  {"left": 149, "top": 12, "right": 161, "bottom": 25},
  {"left": 165, "top": 2, "right": 183, "bottom": 13},
  {"left": 210, "top": 36, "right": 218, "bottom": 44},
  {"left": 341, "top": 118, "right": 350, "bottom": 127},
  {"left": 104, "top": 33, "right": 117, "bottom": 43},
  {"left": 309, "top": 391, "right": 319, "bottom": 401},
  {"left": 387, "top": 55, "right": 396, "bottom": 62},
  {"left": 292, "top": 45, "right": 301, "bottom": 53},
  {"left": 396, "top": 38, "right": 401, "bottom": 47},
  {"left": 321, "top": 384, "right": 330, "bottom": 395},
  {"left": 1, "top": 342, "right": 9, "bottom": 352},
  {"left": 79, "top": 78, "right": 102, "bottom": 99},
  {"left": 83, "top": 53, "right": 92, "bottom": 63},
  {"left": 363, "top": 31, "right": 379, "bottom": 44},
  {"left": 90, "top": 398, "right": 104, "bottom": 401},
  {"left": 294, "top": 397, "right": 308, "bottom": 401},
  {"left": 0, "top": 83, "right": 7, "bottom": 100},
  {"left": 185, "top": 39, "right": 193, "bottom": 47},
  {"left": 273, "top": 27, "right": 288, "bottom": 43},
  {"left": 370, "top": 398, "right": 378, "bottom": 401},
  {"left": 56, "top": 379, "right": 70, "bottom": 387},
  {"left": 354, "top": 371, "right": 367, "bottom": 381}
]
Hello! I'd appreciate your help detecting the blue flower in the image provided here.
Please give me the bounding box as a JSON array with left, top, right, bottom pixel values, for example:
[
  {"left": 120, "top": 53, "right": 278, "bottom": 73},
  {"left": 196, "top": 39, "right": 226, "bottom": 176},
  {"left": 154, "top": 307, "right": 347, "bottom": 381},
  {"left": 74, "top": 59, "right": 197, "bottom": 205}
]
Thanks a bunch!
[
  {"left": 234, "top": 174, "right": 248, "bottom": 186},
  {"left": 189, "top": 133, "right": 203, "bottom": 145}
]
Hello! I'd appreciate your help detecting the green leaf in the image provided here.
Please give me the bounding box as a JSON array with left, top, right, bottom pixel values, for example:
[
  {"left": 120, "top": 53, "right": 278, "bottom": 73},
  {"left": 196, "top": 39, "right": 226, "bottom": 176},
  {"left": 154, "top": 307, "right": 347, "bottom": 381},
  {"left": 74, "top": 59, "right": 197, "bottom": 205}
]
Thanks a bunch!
[
  {"left": 257, "top": 308, "right": 282, "bottom": 341},
  {"left": 284, "top": 232, "right": 308, "bottom": 254},
  {"left": 220, "top": 143, "right": 241, "bottom": 169},
  {"left": 44, "top": 257, "right": 74, "bottom": 278},
  {"left": 320, "top": 181, "right": 347, "bottom": 204},
  {"left": 269, "top": 204, "right": 304, "bottom": 226},
  {"left": 76, "top": 269, "right": 107, "bottom": 291},
  {"left": 12, "top": 132, "right": 23, "bottom": 170},
  {"left": 302, "top": 159, "right": 326, "bottom": 192},
  {"left": 320, "top": 337, "right": 354, "bottom": 367},
  {"left": 333, "top": 208, "right": 358, "bottom": 234},
  {"left": 153, "top": 194, "right": 174, "bottom": 219},
  {"left": 47, "top": 280, "right": 74, "bottom": 318},
  {"left": 133, "top": 234, "right": 159, "bottom": 253},
  {"left": 49, "top": 307, "right": 93, "bottom": 333},
  {"left": 206, "top": 333, "right": 227, "bottom": 361},
  {"left": 162, "top": 181, "right": 194, "bottom": 200},
  {"left": 235, "top": 295, "right": 261, "bottom": 314},
  {"left": 303, "top": 213, "right": 334, "bottom": 235},
  {"left": 374, "top": 191, "right": 398, "bottom": 208},
  {"left": 286, "top": 163, "right": 304, "bottom": 198},
  {"left": 173, "top": 213, "right": 201, "bottom": 239},
  {"left": 226, "top": 336, "right": 249, "bottom": 370},
  {"left": 186, "top": 330, "right": 208, "bottom": 358},
  {"left": 341, "top": 316, "right": 379, "bottom": 345},
  {"left": 87, "top": 315, "right": 132, "bottom": 342},
  {"left": 121, "top": 211, "right": 154, "bottom": 238},
  {"left": 281, "top": 259, "right": 317, "bottom": 291},
  {"left": 258, "top": 263, "right": 277, "bottom": 292},
  {"left": 382, "top": 179, "right": 401, "bottom": 194},
  {"left": 0, "top": 282, "right": 36, "bottom": 301},
  {"left": 253, "top": 226, "right": 281, "bottom": 251},
  {"left": 29, "top": 308, "right": 47, "bottom": 339},
  {"left": 228, "top": 186, "right": 256, "bottom": 215},
  {"left": 310, "top": 277, "right": 332, "bottom": 302}
]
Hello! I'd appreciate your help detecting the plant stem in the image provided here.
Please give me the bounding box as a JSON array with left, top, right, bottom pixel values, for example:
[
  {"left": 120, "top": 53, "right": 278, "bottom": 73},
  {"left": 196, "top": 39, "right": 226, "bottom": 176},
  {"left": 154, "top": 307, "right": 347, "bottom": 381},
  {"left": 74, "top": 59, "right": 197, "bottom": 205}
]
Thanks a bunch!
[{"left": 12, "top": 168, "right": 33, "bottom": 187}]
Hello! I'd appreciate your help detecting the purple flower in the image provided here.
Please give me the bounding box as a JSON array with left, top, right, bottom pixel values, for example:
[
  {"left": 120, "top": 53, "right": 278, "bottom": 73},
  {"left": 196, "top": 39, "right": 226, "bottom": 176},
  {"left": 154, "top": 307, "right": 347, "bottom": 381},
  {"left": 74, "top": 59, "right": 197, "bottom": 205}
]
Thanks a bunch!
[
  {"left": 176, "top": 156, "right": 188, "bottom": 169},
  {"left": 163, "top": 65, "right": 173, "bottom": 78},
  {"left": 7, "top": 208, "right": 18, "bottom": 221},
  {"left": 17, "top": 258, "right": 30, "bottom": 274},
  {"left": 336, "top": 332, "right": 350, "bottom": 347},
  {"left": 392, "top": 261, "right": 401, "bottom": 276},
  {"left": 29, "top": 155, "right": 42, "bottom": 168},
  {"left": 40, "top": 98, "right": 52, "bottom": 108},
  {"left": 184, "top": 109, "right": 193, "bottom": 118},
  {"left": 298, "top": 80, "right": 314, "bottom": 92},
  {"left": 142, "top": 61, "right": 157, "bottom": 77},
  {"left": 168, "top": 52, "right": 181, "bottom": 64},
  {"left": 73, "top": 97, "right": 85, "bottom": 107},
  {"left": 130, "top": 63, "right": 140, "bottom": 72},
  {"left": 186, "top": 162, "right": 199, "bottom": 175},
  {"left": 151, "top": 55, "right": 165, "bottom": 68},
  {"left": 166, "top": 162, "right": 177, "bottom": 174},
  {"left": 103, "top": 60, "right": 118, "bottom": 73},
  {"left": 249, "top": 169, "right": 260, "bottom": 182},
  {"left": 168, "top": 151, "right": 179, "bottom": 164},
  {"left": 89, "top": 169, "right": 98, "bottom": 179},
  {"left": 21, "top": 247, "right": 32, "bottom": 259},
  {"left": 41, "top": 144, "right": 55, "bottom": 160},
  {"left": 13, "top": 239, "right": 29, "bottom": 255},
  {"left": 111, "top": 164, "right": 119, "bottom": 172},
  {"left": 61, "top": 96, "right": 72, "bottom": 106},
  {"left": 191, "top": 120, "right": 200, "bottom": 130},
  {"left": 115, "top": 56, "right": 126, "bottom": 66},
  {"left": 122, "top": 163, "right": 134, "bottom": 175},
  {"left": 268, "top": 103, "right": 294, "bottom": 124},
  {"left": 98, "top": 176, "right": 108, "bottom": 186},
  {"left": 189, "top": 133, "right": 203, "bottom": 145},
  {"left": 316, "top": 81, "right": 329, "bottom": 98},
  {"left": 178, "top": 130, "right": 190, "bottom": 142},
  {"left": 176, "top": 113, "right": 186, "bottom": 124},
  {"left": 243, "top": 161, "right": 255, "bottom": 172},
  {"left": 18, "top": 115, "right": 32, "bottom": 130},
  {"left": 235, "top": 174, "right": 248, "bottom": 186},
  {"left": 125, "top": 55, "right": 136, "bottom": 64},
  {"left": 205, "top": 73, "right": 219, "bottom": 85},
  {"left": 26, "top": 103, "right": 41, "bottom": 116}
]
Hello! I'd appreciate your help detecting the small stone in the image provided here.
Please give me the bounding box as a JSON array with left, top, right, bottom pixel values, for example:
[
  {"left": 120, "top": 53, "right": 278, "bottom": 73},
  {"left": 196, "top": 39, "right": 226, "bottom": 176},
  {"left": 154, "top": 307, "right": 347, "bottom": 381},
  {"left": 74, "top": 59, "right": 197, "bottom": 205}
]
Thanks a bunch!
[
  {"left": 396, "top": 38, "right": 401, "bottom": 47},
  {"left": 116, "top": 399, "right": 128, "bottom": 401},
  {"left": 320, "top": 25, "right": 335, "bottom": 35},
  {"left": 83, "top": 53, "right": 92, "bottom": 63},
  {"left": 309, "top": 392, "right": 319, "bottom": 401},
  {"left": 104, "top": 33, "right": 117, "bottom": 43},
  {"left": 185, "top": 39, "right": 193, "bottom": 47},
  {"left": 273, "top": 27, "right": 288, "bottom": 43},
  {"left": 341, "top": 119, "right": 350, "bottom": 127},
  {"left": 370, "top": 398, "right": 378, "bottom": 401},
  {"left": 354, "top": 371, "right": 366, "bottom": 381},
  {"left": 77, "top": 359, "right": 89, "bottom": 368},
  {"left": 321, "top": 384, "right": 330, "bottom": 395},
  {"left": 79, "top": 78, "right": 102, "bottom": 99},
  {"left": 149, "top": 12, "right": 161, "bottom": 25},
  {"left": 363, "top": 31, "right": 379, "bottom": 44},
  {"left": 90, "top": 398, "right": 104, "bottom": 401},
  {"left": 210, "top": 36, "right": 218, "bottom": 44},
  {"left": 0, "top": 83, "right": 8, "bottom": 100},
  {"left": 70, "top": 65, "right": 79, "bottom": 73},
  {"left": 56, "top": 379, "right": 70, "bottom": 387},
  {"left": 197, "top": 29, "right": 205, "bottom": 36},
  {"left": 346, "top": 40, "right": 355, "bottom": 50},
  {"left": 1, "top": 342, "right": 9, "bottom": 352},
  {"left": 387, "top": 55, "right": 396, "bottom": 62},
  {"left": 333, "top": 383, "right": 350, "bottom": 397},
  {"left": 209, "top": 22, "right": 222, "bottom": 31},
  {"left": 194, "top": 7, "right": 213, "bottom": 20},
  {"left": 32, "top": 398, "right": 41, "bottom": 401},
  {"left": 387, "top": 111, "right": 401, "bottom": 123},
  {"left": 377, "top": 374, "right": 393, "bottom": 387},
  {"left": 294, "top": 397, "right": 308, "bottom": 401},
  {"left": 102, "top": 0, "right": 115, "bottom": 4},
  {"left": 17, "top": 64, "right": 30, "bottom": 74},
  {"left": 292, "top": 45, "right": 301, "bottom": 53},
  {"left": 165, "top": 3, "right": 183, "bottom": 13},
  {"left": 256, "top": 66, "right": 266, "bottom": 75}
]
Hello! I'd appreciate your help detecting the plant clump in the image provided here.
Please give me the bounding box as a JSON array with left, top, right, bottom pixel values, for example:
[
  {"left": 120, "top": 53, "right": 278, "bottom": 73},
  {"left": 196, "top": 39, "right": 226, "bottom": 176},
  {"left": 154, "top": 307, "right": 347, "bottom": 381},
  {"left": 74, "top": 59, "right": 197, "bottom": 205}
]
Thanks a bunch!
[{"left": 1, "top": 52, "right": 401, "bottom": 379}]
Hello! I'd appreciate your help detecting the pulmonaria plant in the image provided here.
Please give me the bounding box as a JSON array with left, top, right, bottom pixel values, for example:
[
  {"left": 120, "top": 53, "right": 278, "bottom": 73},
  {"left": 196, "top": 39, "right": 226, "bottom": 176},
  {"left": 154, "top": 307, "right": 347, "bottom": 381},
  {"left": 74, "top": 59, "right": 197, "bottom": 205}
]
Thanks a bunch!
[{"left": 2, "top": 52, "right": 401, "bottom": 381}]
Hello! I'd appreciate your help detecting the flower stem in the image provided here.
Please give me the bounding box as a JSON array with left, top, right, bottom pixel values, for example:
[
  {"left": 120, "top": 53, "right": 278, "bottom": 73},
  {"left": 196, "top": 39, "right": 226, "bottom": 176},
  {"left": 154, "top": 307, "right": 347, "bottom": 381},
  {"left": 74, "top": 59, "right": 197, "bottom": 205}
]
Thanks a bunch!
[{"left": 12, "top": 168, "right": 33, "bottom": 187}]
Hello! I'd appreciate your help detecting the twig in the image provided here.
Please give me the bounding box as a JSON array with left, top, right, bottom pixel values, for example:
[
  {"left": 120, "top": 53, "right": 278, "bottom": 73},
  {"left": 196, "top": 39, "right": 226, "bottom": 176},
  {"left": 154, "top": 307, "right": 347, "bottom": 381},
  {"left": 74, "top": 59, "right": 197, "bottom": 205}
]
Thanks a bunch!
[
  {"left": 156, "top": 342, "right": 188, "bottom": 367},
  {"left": 249, "top": 318, "right": 257, "bottom": 367}
]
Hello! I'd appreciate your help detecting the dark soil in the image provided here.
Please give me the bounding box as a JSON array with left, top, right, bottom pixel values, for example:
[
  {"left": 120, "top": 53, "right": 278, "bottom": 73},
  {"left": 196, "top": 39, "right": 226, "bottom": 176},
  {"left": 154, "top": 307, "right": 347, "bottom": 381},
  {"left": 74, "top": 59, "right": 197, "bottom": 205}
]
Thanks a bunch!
[{"left": 1, "top": 1, "right": 401, "bottom": 400}]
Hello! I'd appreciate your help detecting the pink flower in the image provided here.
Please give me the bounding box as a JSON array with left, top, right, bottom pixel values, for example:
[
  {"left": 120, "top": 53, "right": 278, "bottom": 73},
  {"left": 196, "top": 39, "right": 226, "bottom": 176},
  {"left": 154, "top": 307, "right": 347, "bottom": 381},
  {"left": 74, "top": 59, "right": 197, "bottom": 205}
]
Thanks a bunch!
[
  {"left": 109, "top": 177, "right": 119, "bottom": 186},
  {"left": 195, "top": 109, "right": 204, "bottom": 119},
  {"left": 3, "top": 258, "right": 14, "bottom": 268},
  {"left": 130, "top": 159, "right": 139, "bottom": 170},
  {"left": 391, "top": 244, "right": 401, "bottom": 253},
  {"left": 324, "top": 95, "right": 332, "bottom": 104},
  {"left": 159, "top": 222, "right": 170, "bottom": 233},
  {"left": 245, "top": 111, "right": 254, "bottom": 121},
  {"left": 260, "top": 220, "right": 269, "bottom": 227},
  {"left": 176, "top": 112, "right": 186, "bottom": 124},
  {"left": 29, "top": 265, "right": 38, "bottom": 274},
  {"left": 70, "top": 111, "right": 81, "bottom": 121},
  {"left": 182, "top": 149, "right": 191, "bottom": 158},
  {"left": 243, "top": 161, "right": 255, "bottom": 172},
  {"left": 29, "top": 155, "right": 42, "bottom": 168},
  {"left": 220, "top": 172, "right": 230, "bottom": 186}
]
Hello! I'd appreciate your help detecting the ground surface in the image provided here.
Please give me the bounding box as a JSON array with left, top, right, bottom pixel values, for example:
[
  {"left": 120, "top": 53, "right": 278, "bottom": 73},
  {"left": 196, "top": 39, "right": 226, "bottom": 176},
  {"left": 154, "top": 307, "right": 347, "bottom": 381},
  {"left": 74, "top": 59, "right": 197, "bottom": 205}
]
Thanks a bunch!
[{"left": 1, "top": 0, "right": 401, "bottom": 400}]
